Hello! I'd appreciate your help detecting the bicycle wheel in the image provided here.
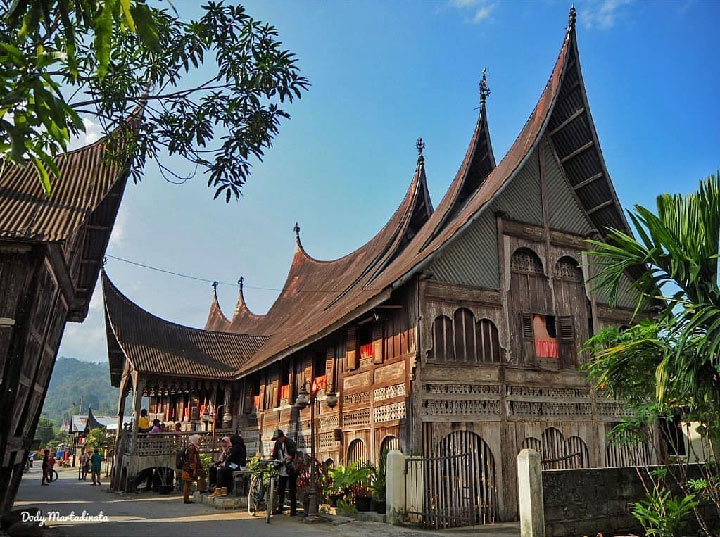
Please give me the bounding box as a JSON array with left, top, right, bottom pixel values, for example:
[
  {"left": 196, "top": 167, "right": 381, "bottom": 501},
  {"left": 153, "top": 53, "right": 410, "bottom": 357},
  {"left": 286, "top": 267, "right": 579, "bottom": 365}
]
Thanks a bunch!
[{"left": 49, "top": 470, "right": 58, "bottom": 482}]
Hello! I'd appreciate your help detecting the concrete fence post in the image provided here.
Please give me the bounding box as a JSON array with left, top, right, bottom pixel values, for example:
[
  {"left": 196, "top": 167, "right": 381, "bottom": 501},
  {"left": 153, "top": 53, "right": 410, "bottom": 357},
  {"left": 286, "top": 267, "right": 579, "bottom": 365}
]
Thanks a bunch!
[
  {"left": 518, "top": 448, "right": 544, "bottom": 537},
  {"left": 385, "top": 450, "right": 406, "bottom": 525}
]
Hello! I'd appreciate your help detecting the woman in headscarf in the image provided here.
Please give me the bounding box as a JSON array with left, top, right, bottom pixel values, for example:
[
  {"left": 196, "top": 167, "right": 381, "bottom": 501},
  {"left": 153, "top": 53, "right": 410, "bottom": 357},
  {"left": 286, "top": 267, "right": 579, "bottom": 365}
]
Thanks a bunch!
[
  {"left": 217, "top": 434, "right": 247, "bottom": 493},
  {"left": 208, "top": 436, "right": 231, "bottom": 494},
  {"left": 181, "top": 434, "right": 205, "bottom": 504}
]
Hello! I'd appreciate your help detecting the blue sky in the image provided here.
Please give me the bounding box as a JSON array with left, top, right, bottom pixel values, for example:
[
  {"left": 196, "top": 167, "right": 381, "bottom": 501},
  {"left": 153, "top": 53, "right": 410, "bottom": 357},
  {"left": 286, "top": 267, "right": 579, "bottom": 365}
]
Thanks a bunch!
[{"left": 59, "top": 0, "right": 720, "bottom": 362}]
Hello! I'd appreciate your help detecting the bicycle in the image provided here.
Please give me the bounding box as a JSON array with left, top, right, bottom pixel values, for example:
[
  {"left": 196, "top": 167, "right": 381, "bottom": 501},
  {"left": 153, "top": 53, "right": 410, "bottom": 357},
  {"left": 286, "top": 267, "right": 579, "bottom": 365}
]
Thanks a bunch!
[
  {"left": 48, "top": 469, "right": 59, "bottom": 482},
  {"left": 247, "top": 460, "right": 281, "bottom": 524}
]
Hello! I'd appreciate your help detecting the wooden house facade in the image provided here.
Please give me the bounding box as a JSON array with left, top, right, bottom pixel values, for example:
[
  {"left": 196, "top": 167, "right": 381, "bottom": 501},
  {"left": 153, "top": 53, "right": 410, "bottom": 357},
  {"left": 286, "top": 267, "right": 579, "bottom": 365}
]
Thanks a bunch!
[
  {"left": 0, "top": 132, "right": 131, "bottom": 511},
  {"left": 103, "top": 11, "right": 658, "bottom": 521}
]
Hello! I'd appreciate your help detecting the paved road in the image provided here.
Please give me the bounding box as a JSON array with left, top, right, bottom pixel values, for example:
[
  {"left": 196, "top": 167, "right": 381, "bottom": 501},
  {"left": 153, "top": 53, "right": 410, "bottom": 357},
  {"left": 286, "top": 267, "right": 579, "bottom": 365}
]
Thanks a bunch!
[{"left": 15, "top": 466, "right": 518, "bottom": 537}]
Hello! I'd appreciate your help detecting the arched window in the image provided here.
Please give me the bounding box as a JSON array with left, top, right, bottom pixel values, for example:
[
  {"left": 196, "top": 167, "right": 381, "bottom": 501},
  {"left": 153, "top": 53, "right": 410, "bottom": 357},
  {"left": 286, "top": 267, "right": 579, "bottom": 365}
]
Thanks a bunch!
[
  {"left": 436, "top": 431, "right": 497, "bottom": 524},
  {"left": 520, "top": 437, "right": 542, "bottom": 453},
  {"left": 541, "top": 427, "right": 565, "bottom": 469},
  {"left": 380, "top": 435, "right": 401, "bottom": 456},
  {"left": 453, "top": 308, "right": 476, "bottom": 362},
  {"left": 476, "top": 319, "right": 501, "bottom": 363},
  {"left": 347, "top": 439, "right": 365, "bottom": 464},
  {"left": 554, "top": 256, "right": 583, "bottom": 281},
  {"left": 565, "top": 436, "right": 590, "bottom": 469},
  {"left": 511, "top": 248, "right": 543, "bottom": 274},
  {"left": 431, "top": 315, "right": 454, "bottom": 361}
]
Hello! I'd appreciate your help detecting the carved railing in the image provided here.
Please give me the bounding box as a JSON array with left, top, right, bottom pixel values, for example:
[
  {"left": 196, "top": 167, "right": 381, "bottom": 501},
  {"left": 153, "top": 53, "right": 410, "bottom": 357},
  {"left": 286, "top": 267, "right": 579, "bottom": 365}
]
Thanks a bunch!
[{"left": 123, "top": 430, "right": 233, "bottom": 457}]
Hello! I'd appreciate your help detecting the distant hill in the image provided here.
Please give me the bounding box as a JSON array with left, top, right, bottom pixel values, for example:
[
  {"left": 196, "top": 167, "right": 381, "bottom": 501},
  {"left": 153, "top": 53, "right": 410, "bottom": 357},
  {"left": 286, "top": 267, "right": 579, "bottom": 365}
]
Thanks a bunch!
[{"left": 42, "top": 357, "right": 120, "bottom": 429}]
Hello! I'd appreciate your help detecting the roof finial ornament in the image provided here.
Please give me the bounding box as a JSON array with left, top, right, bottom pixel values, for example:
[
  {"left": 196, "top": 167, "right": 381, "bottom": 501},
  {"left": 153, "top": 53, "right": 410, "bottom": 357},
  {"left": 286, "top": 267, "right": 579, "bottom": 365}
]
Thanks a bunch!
[
  {"left": 212, "top": 281, "right": 218, "bottom": 296},
  {"left": 238, "top": 276, "right": 244, "bottom": 292},
  {"left": 569, "top": 4, "right": 576, "bottom": 31},
  {"left": 293, "top": 221, "right": 302, "bottom": 246},
  {"left": 416, "top": 137, "right": 425, "bottom": 165},
  {"left": 479, "top": 68, "right": 491, "bottom": 105}
]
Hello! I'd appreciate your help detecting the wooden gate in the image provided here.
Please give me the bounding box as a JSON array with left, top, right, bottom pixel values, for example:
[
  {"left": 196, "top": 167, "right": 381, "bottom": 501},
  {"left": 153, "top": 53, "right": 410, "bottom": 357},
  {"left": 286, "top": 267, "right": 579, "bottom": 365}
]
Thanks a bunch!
[{"left": 405, "top": 431, "right": 497, "bottom": 528}]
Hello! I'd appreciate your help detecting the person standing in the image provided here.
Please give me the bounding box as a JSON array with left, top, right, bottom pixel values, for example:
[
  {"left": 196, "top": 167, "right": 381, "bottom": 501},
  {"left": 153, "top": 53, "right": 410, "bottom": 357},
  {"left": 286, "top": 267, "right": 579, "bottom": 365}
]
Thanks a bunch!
[
  {"left": 90, "top": 448, "right": 102, "bottom": 486},
  {"left": 80, "top": 448, "right": 90, "bottom": 481},
  {"left": 271, "top": 429, "right": 297, "bottom": 516},
  {"left": 41, "top": 450, "right": 50, "bottom": 486},
  {"left": 48, "top": 452, "right": 56, "bottom": 480},
  {"left": 181, "top": 434, "right": 206, "bottom": 504}
]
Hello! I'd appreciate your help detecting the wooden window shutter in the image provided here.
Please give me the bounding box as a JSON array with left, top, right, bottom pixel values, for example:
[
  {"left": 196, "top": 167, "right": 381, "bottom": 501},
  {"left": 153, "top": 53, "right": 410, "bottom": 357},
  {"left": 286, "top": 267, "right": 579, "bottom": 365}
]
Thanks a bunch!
[
  {"left": 326, "top": 345, "right": 335, "bottom": 392},
  {"left": 558, "top": 316, "right": 575, "bottom": 340},
  {"left": 521, "top": 313, "right": 533, "bottom": 339},
  {"left": 346, "top": 326, "right": 357, "bottom": 370},
  {"left": 373, "top": 322, "right": 384, "bottom": 364}
]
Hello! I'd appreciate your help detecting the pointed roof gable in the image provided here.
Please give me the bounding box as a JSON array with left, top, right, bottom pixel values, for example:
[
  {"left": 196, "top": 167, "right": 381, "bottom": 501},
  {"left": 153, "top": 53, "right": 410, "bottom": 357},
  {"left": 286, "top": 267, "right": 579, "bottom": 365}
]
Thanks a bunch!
[
  {"left": 204, "top": 290, "right": 231, "bottom": 331},
  {"left": 423, "top": 90, "right": 496, "bottom": 247},
  {"left": 209, "top": 154, "right": 433, "bottom": 337}
]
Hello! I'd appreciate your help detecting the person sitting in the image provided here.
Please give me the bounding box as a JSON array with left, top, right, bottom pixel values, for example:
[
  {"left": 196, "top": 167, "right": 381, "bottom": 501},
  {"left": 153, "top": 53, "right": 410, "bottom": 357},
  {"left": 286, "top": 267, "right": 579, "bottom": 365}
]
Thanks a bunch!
[
  {"left": 149, "top": 419, "right": 162, "bottom": 434},
  {"left": 138, "top": 409, "right": 150, "bottom": 432},
  {"left": 212, "top": 434, "right": 247, "bottom": 496},
  {"left": 208, "top": 436, "right": 230, "bottom": 496}
]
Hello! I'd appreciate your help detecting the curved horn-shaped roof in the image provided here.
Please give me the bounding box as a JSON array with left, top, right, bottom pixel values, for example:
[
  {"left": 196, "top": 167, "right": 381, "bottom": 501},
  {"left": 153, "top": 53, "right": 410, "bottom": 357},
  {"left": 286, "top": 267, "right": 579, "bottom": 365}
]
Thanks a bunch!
[
  {"left": 103, "top": 271, "right": 268, "bottom": 386},
  {"left": 239, "top": 10, "right": 631, "bottom": 375}
]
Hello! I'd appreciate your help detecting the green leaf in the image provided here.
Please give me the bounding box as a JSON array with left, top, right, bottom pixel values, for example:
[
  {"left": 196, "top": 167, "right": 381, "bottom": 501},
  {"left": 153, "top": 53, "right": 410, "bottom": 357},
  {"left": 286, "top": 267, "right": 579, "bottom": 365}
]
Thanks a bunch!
[
  {"left": 120, "top": 0, "right": 135, "bottom": 31},
  {"left": 30, "top": 154, "right": 52, "bottom": 195},
  {"left": 94, "top": 1, "right": 114, "bottom": 81}
]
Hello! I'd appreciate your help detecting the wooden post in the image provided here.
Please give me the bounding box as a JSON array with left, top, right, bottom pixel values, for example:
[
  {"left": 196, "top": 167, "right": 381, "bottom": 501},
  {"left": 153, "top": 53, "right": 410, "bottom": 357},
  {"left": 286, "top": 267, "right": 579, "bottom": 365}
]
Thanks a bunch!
[{"left": 130, "top": 374, "right": 144, "bottom": 455}]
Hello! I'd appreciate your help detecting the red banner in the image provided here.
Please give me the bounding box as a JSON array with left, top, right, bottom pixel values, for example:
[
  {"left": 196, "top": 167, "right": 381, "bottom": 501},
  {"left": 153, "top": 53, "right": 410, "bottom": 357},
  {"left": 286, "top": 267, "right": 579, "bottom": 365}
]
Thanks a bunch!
[
  {"left": 360, "top": 343, "right": 373, "bottom": 359},
  {"left": 536, "top": 339, "right": 559, "bottom": 358}
]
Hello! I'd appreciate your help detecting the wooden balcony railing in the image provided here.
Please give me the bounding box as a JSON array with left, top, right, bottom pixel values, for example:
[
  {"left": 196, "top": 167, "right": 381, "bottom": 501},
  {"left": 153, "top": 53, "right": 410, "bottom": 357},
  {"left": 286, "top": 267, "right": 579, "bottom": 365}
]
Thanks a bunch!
[
  {"left": 280, "top": 384, "right": 291, "bottom": 402},
  {"left": 122, "top": 430, "right": 233, "bottom": 457}
]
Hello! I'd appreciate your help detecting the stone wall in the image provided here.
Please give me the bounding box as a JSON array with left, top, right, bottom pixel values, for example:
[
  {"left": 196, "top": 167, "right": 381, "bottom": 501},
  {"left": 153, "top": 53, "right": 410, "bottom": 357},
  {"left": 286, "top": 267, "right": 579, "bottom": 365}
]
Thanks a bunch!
[{"left": 542, "top": 465, "right": 716, "bottom": 537}]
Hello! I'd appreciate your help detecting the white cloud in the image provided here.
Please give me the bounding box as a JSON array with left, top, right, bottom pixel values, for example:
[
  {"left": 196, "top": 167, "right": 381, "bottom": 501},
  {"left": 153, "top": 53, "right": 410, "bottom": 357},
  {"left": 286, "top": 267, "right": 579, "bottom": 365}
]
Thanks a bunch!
[
  {"left": 473, "top": 4, "right": 495, "bottom": 22},
  {"left": 67, "top": 118, "right": 102, "bottom": 150},
  {"left": 581, "top": 0, "right": 634, "bottom": 30},
  {"left": 449, "top": 0, "right": 497, "bottom": 24},
  {"left": 109, "top": 205, "right": 127, "bottom": 248}
]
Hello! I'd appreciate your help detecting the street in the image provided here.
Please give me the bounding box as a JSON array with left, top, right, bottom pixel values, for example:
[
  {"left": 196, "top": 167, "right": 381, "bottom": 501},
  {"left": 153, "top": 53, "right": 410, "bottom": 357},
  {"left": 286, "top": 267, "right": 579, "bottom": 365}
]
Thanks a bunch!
[{"left": 14, "top": 466, "right": 518, "bottom": 537}]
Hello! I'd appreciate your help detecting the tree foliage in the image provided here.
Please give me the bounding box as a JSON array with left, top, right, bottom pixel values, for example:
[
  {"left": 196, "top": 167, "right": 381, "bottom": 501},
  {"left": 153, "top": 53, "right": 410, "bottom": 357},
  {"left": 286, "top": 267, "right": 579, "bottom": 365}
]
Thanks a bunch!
[
  {"left": 584, "top": 172, "right": 720, "bottom": 442},
  {"left": 42, "top": 357, "right": 125, "bottom": 429},
  {"left": 85, "top": 427, "right": 111, "bottom": 451},
  {"left": 34, "top": 417, "right": 56, "bottom": 446},
  {"left": 1, "top": 0, "right": 309, "bottom": 200}
]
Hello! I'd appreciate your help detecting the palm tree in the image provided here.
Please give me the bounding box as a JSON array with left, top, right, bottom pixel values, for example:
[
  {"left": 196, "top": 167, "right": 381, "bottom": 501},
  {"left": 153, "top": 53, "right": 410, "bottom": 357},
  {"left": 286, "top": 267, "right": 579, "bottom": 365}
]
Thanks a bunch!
[{"left": 585, "top": 172, "right": 720, "bottom": 441}]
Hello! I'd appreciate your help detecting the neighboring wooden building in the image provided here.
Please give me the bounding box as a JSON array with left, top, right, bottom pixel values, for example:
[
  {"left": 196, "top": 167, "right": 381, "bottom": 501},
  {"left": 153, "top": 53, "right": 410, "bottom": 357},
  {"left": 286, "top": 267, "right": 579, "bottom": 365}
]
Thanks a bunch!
[
  {"left": 0, "top": 131, "right": 130, "bottom": 511},
  {"left": 104, "top": 11, "right": 657, "bottom": 522}
]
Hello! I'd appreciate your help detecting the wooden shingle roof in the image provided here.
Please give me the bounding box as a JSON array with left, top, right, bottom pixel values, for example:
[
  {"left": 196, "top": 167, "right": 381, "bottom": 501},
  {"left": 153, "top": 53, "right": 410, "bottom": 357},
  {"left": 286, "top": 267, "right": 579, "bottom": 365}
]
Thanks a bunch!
[
  {"left": 103, "top": 271, "right": 268, "bottom": 386},
  {"left": 230, "top": 12, "right": 630, "bottom": 376},
  {"left": 0, "top": 137, "right": 127, "bottom": 242}
]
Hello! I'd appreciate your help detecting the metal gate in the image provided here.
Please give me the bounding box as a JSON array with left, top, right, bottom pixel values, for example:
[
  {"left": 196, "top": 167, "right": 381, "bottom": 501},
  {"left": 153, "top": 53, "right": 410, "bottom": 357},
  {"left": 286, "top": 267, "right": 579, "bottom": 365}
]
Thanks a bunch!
[{"left": 405, "top": 431, "right": 497, "bottom": 528}]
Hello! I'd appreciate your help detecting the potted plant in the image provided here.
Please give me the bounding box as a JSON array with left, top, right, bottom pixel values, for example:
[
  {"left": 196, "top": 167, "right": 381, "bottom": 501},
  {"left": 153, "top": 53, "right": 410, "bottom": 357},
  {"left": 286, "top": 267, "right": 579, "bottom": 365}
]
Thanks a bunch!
[
  {"left": 350, "top": 462, "right": 374, "bottom": 512},
  {"left": 329, "top": 462, "right": 374, "bottom": 511}
]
